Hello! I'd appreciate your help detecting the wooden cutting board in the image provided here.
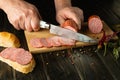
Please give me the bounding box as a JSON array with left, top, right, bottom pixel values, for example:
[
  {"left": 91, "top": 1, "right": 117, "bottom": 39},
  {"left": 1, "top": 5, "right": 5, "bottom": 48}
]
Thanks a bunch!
[{"left": 24, "top": 21, "right": 117, "bottom": 54}]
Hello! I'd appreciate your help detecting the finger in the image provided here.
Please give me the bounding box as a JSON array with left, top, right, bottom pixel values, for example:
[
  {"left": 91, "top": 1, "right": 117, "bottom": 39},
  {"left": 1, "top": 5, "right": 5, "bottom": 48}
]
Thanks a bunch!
[
  {"left": 73, "top": 17, "right": 82, "bottom": 30},
  {"left": 25, "top": 17, "right": 33, "bottom": 32},
  {"left": 65, "top": 12, "right": 81, "bottom": 29},
  {"left": 18, "top": 17, "right": 25, "bottom": 30},
  {"left": 8, "top": 17, "right": 21, "bottom": 30},
  {"left": 31, "top": 16, "right": 40, "bottom": 31},
  {"left": 70, "top": 13, "right": 84, "bottom": 30},
  {"left": 12, "top": 20, "right": 21, "bottom": 30},
  {"left": 56, "top": 15, "right": 66, "bottom": 25}
]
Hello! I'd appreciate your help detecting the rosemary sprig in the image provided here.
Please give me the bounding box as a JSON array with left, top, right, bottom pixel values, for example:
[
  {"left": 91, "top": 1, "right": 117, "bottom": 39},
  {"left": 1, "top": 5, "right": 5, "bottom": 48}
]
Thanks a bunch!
[{"left": 97, "top": 30, "right": 120, "bottom": 60}]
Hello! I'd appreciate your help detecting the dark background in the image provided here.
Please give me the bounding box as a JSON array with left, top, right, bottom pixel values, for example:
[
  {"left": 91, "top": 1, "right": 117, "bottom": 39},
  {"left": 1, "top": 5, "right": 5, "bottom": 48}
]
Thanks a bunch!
[
  {"left": 1, "top": 0, "right": 120, "bottom": 26},
  {"left": 0, "top": 0, "right": 120, "bottom": 80}
]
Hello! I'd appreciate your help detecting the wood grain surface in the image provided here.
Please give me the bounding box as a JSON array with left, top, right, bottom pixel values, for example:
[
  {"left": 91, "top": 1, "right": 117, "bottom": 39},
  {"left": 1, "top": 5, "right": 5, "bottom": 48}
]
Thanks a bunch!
[
  {"left": 1, "top": 0, "right": 120, "bottom": 80},
  {"left": 24, "top": 22, "right": 116, "bottom": 54}
]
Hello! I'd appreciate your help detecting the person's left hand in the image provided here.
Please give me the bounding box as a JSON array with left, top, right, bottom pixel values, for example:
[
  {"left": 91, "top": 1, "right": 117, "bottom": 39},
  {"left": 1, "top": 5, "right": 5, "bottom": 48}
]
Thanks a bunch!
[{"left": 56, "top": 7, "right": 84, "bottom": 30}]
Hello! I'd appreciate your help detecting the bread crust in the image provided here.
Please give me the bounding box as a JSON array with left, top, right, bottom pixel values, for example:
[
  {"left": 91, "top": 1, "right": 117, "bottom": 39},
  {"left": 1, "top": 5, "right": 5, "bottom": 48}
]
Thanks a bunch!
[
  {"left": 0, "top": 56, "right": 35, "bottom": 74},
  {"left": 0, "top": 32, "right": 20, "bottom": 47},
  {"left": 0, "top": 32, "right": 35, "bottom": 74}
]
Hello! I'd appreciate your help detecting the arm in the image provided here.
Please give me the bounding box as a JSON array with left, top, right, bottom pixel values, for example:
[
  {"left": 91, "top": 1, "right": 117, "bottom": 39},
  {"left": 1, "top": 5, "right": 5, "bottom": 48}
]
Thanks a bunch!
[
  {"left": 54, "top": 0, "right": 71, "bottom": 12},
  {"left": 0, "top": 0, "right": 41, "bottom": 32}
]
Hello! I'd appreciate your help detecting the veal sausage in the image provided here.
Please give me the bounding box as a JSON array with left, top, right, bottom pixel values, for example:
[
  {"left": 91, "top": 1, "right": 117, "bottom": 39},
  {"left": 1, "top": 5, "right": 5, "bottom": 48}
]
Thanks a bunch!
[
  {"left": 0, "top": 47, "right": 32, "bottom": 65},
  {"left": 40, "top": 38, "right": 52, "bottom": 48},
  {"left": 47, "top": 37, "right": 61, "bottom": 47},
  {"left": 61, "top": 19, "right": 79, "bottom": 32},
  {"left": 30, "top": 36, "right": 76, "bottom": 48},
  {"left": 88, "top": 15, "right": 103, "bottom": 33},
  {"left": 30, "top": 38, "right": 43, "bottom": 48},
  {"left": 30, "top": 19, "right": 78, "bottom": 48}
]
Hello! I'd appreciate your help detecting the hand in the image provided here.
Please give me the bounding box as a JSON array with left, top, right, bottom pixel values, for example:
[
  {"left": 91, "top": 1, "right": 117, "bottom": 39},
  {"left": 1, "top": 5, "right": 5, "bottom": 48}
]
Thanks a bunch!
[
  {"left": 56, "top": 7, "right": 84, "bottom": 30},
  {"left": 2, "top": 0, "right": 41, "bottom": 31}
]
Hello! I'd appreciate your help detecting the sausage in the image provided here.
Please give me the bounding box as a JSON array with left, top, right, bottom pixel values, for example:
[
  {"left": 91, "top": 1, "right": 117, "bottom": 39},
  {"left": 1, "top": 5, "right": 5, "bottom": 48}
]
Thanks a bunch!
[
  {"left": 30, "top": 36, "right": 76, "bottom": 48},
  {"left": 9, "top": 48, "right": 25, "bottom": 62},
  {"left": 47, "top": 37, "right": 61, "bottom": 47},
  {"left": 0, "top": 47, "right": 32, "bottom": 65},
  {"left": 15, "top": 50, "right": 32, "bottom": 65},
  {"left": 40, "top": 38, "right": 52, "bottom": 48},
  {"left": 61, "top": 19, "right": 79, "bottom": 32},
  {"left": 30, "top": 19, "right": 78, "bottom": 48},
  {"left": 58, "top": 37, "right": 76, "bottom": 46},
  {"left": 0, "top": 47, "right": 14, "bottom": 59},
  {"left": 30, "top": 38, "right": 43, "bottom": 48},
  {"left": 88, "top": 15, "right": 103, "bottom": 33}
]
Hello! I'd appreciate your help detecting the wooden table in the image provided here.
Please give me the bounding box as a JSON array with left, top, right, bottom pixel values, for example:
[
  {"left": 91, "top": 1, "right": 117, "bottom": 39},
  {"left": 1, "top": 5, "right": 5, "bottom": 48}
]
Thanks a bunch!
[{"left": 0, "top": 0, "right": 120, "bottom": 80}]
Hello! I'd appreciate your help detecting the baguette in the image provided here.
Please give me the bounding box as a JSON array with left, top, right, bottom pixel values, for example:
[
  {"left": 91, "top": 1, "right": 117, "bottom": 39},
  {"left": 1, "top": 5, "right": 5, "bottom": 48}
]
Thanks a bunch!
[
  {"left": 0, "top": 56, "right": 35, "bottom": 74},
  {"left": 0, "top": 32, "right": 20, "bottom": 47},
  {"left": 0, "top": 47, "right": 35, "bottom": 74}
]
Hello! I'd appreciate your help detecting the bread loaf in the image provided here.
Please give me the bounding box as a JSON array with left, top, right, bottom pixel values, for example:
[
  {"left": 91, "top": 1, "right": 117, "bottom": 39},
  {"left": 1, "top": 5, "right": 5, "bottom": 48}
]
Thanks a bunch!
[
  {"left": 0, "top": 47, "right": 35, "bottom": 74},
  {"left": 0, "top": 56, "right": 35, "bottom": 74},
  {"left": 0, "top": 32, "right": 20, "bottom": 47}
]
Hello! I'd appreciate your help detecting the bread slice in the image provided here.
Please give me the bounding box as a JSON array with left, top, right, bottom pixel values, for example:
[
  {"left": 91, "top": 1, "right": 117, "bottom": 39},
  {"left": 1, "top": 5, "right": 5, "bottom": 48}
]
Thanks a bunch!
[
  {"left": 0, "top": 56, "right": 35, "bottom": 74},
  {"left": 0, "top": 32, "right": 20, "bottom": 47}
]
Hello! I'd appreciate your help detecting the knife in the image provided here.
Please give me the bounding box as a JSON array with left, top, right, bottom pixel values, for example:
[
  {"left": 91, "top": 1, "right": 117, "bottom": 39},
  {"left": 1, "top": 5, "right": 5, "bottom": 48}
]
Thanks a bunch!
[{"left": 40, "top": 20, "right": 97, "bottom": 43}]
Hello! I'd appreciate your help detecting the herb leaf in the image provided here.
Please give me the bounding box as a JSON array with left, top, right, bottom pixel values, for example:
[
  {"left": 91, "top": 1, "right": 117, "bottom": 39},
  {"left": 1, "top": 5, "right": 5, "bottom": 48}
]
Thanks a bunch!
[{"left": 113, "top": 48, "right": 119, "bottom": 60}]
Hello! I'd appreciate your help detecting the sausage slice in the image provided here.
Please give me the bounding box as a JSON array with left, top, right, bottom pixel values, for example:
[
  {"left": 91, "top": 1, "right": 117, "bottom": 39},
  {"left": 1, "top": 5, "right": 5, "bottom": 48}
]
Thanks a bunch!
[{"left": 88, "top": 15, "right": 103, "bottom": 33}]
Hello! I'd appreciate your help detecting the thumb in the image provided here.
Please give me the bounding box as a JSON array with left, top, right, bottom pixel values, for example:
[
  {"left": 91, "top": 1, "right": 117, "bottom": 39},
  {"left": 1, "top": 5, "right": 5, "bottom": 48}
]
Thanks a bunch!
[
  {"left": 56, "top": 16, "right": 66, "bottom": 26},
  {"left": 73, "top": 16, "right": 84, "bottom": 30}
]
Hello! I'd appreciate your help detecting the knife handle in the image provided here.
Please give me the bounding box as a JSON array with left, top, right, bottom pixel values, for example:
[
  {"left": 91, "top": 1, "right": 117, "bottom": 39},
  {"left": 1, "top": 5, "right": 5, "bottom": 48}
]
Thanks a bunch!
[{"left": 40, "top": 21, "right": 50, "bottom": 29}]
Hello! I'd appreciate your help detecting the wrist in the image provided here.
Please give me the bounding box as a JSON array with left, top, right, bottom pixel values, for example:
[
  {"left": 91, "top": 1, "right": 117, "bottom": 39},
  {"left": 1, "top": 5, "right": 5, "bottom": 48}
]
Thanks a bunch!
[
  {"left": 0, "top": 0, "right": 5, "bottom": 9},
  {"left": 54, "top": 0, "right": 72, "bottom": 12},
  {"left": 0, "top": 0, "right": 22, "bottom": 11},
  {"left": 0, "top": 0, "right": 13, "bottom": 11}
]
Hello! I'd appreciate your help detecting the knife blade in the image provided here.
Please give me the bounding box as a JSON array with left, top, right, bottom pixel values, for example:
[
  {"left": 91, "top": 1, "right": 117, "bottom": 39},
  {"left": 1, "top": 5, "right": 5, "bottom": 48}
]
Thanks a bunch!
[{"left": 40, "top": 20, "right": 97, "bottom": 43}]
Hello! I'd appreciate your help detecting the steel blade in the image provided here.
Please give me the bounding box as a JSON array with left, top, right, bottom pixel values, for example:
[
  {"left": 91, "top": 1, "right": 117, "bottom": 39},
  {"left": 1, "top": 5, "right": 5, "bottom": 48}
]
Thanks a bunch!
[{"left": 50, "top": 24, "right": 97, "bottom": 43}]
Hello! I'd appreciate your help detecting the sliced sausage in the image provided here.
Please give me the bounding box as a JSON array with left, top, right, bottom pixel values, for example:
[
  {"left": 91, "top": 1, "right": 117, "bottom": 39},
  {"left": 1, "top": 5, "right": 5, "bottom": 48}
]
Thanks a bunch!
[
  {"left": 40, "top": 38, "right": 52, "bottom": 48},
  {"left": 30, "top": 19, "right": 79, "bottom": 48},
  {"left": 58, "top": 37, "right": 76, "bottom": 46},
  {"left": 30, "top": 38, "right": 43, "bottom": 48},
  {"left": 30, "top": 36, "right": 76, "bottom": 48},
  {"left": 46, "top": 37, "right": 61, "bottom": 47},
  {"left": 15, "top": 49, "right": 32, "bottom": 65},
  {"left": 88, "top": 15, "right": 103, "bottom": 33},
  {"left": 0, "top": 47, "right": 14, "bottom": 59},
  {"left": 61, "top": 19, "right": 79, "bottom": 32},
  {"left": 46, "top": 38, "right": 53, "bottom": 47},
  {"left": 9, "top": 48, "right": 24, "bottom": 61},
  {"left": 48, "top": 36, "right": 62, "bottom": 47},
  {"left": 0, "top": 47, "right": 32, "bottom": 65}
]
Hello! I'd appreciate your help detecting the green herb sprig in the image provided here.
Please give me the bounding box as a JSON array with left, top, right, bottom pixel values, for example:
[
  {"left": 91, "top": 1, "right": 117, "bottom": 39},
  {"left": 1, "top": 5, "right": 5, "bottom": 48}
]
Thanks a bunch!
[{"left": 96, "top": 30, "right": 120, "bottom": 60}]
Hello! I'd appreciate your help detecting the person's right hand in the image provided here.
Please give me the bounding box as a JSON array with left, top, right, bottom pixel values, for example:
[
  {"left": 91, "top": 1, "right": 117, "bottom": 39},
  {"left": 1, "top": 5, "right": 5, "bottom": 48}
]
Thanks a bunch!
[{"left": 1, "top": 0, "right": 41, "bottom": 31}]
